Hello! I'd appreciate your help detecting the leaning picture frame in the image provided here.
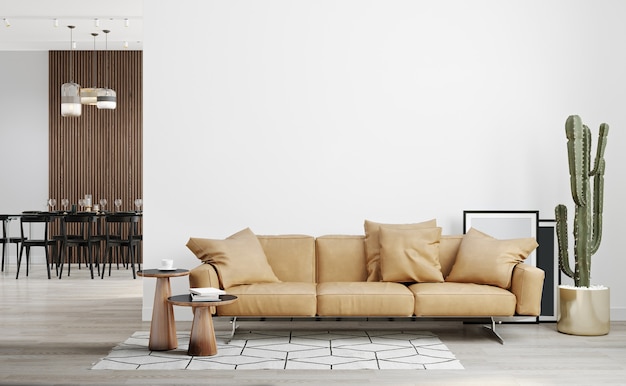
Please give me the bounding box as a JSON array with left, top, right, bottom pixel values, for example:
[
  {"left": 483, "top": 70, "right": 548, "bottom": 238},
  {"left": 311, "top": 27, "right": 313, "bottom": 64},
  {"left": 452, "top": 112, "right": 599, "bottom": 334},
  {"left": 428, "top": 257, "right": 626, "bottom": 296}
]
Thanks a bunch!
[
  {"left": 537, "top": 219, "right": 559, "bottom": 321},
  {"left": 463, "top": 210, "right": 539, "bottom": 267}
]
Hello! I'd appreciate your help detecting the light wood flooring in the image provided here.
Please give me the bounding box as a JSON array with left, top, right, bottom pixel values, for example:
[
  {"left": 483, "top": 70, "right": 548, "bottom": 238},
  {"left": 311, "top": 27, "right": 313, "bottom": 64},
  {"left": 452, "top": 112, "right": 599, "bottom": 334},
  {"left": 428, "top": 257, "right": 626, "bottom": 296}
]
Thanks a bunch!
[{"left": 1, "top": 265, "right": 625, "bottom": 385}]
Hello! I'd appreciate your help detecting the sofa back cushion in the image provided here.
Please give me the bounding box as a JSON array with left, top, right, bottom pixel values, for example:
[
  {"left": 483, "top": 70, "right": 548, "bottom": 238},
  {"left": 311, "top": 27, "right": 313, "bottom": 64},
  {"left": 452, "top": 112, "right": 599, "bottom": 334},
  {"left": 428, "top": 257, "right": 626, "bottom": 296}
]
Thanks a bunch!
[
  {"left": 316, "top": 234, "right": 463, "bottom": 283},
  {"left": 439, "top": 235, "right": 463, "bottom": 278},
  {"left": 257, "top": 235, "right": 316, "bottom": 283},
  {"left": 316, "top": 235, "right": 367, "bottom": 282}
]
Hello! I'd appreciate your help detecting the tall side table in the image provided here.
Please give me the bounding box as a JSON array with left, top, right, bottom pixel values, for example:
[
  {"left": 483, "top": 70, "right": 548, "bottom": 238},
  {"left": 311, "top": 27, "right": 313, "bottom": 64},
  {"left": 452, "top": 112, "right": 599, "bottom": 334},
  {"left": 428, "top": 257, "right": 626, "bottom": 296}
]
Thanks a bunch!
[
  {"left": 168, "top": 294, "right": 238, "bottom": 356},
  {"left": 138, "top": 269, "right": 189, "bottom": 351}
]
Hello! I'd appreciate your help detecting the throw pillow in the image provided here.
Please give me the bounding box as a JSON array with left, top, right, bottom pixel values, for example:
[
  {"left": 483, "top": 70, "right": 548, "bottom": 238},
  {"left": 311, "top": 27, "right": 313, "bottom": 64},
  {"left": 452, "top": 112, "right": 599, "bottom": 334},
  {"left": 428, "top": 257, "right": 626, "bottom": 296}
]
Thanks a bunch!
[
  {"left": 446, "top": 227, "right": 538, "bottom": 289},
  {"left": 186, "top": 227, "right": 280, "bottom": 289},
  {"left": 364, "top": 219, "right": 437, "bottom": 281},
  {"left": 379, "top": 226, "right": 444, "bottom": 283}
]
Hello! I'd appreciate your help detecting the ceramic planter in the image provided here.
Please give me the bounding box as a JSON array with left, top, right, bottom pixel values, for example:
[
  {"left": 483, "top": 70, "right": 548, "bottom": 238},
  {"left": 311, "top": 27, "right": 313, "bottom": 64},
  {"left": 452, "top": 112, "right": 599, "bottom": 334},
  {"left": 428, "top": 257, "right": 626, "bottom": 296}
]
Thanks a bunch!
[{"left": 557, "top": 285, "right": 610, "bottom": 336}]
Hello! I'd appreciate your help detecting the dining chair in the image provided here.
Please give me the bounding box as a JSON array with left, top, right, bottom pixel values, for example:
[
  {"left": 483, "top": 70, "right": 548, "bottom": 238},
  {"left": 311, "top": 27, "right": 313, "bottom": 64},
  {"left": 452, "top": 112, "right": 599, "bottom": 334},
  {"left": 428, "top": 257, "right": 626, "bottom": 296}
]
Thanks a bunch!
[
  {"left": 132, "top": 216, "right": 142, "bottom": 268},
  {"left": 1, "top": 215, "right": 23, "bottom": 273},
  {"left": 16, "top": 213, "right": 55, "bottom": 279},
  {"left": 101, "top": 213, "right": 141, "bottom": 279},
  {"left": 57, "top": 213, "right": 100, "bottom": 279}
]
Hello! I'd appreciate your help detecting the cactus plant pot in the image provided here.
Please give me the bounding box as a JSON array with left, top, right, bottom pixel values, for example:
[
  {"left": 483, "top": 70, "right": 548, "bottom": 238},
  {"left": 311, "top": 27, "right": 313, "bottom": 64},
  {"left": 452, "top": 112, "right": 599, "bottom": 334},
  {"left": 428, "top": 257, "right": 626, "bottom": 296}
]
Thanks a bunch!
[{"left": 557, "top": 285, "right": 610, "bottom": 336}]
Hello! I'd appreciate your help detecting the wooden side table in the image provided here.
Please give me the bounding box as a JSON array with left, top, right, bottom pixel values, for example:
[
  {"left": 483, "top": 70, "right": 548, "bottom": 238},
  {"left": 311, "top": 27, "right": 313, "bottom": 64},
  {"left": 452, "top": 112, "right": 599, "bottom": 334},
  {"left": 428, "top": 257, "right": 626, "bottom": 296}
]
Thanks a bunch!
[
  {"left": 138, "top": 269, "right": 189, "bottom": 351},
  {"left": 168, "top": 294, "right": 238, "bottom": 356}
]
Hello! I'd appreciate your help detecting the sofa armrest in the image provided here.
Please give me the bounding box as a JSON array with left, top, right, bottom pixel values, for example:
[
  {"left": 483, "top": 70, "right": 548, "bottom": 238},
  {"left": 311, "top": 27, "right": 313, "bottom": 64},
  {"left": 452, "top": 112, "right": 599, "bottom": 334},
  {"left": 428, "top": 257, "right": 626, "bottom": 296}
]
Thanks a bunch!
[
  {"left": 510, "top": 263, "right": 545, "bottom": 316},
  {"left": 189, "top": 263, "right": 222, "bottom": 289}
]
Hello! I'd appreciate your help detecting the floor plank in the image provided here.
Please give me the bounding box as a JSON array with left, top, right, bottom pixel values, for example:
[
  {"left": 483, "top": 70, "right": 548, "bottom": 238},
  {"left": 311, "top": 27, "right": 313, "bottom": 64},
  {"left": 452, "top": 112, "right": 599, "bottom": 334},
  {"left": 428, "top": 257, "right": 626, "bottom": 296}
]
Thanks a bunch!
[{"left": 1, "top": 266, "right": 625, "bottom": 385}]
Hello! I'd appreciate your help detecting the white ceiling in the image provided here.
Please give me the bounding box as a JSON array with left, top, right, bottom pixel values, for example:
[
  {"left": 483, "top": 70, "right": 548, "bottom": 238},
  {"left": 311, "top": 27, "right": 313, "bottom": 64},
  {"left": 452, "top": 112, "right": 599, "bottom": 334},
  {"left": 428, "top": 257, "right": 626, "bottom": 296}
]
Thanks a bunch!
[{"left": 0, "top": 0, "right": 143, "bottom": 51}]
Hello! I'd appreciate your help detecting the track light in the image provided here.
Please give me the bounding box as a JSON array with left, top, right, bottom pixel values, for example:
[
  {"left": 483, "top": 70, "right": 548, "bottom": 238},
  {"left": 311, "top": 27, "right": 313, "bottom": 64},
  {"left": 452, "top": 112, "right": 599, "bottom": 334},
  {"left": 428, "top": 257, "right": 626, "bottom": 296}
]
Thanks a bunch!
[
  {"left": 124, "top": 18, "right": 130, "bottom": 27},
  {"left": 53, "top": 18, "right": 59, "bottom": 28},
  {"left": 3, "top": 18, "right": 10, "bottom": 27},
  {"left": 94, "top": 18, "right": 100, "bottom": 27}
]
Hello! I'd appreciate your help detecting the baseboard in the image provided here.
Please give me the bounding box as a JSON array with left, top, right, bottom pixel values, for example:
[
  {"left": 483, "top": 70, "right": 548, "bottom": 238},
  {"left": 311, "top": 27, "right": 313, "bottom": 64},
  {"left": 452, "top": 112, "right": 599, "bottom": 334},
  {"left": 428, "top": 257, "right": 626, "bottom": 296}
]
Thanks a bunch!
[{"left": 611, "top": 307, "right": 626, "bottom": 321}]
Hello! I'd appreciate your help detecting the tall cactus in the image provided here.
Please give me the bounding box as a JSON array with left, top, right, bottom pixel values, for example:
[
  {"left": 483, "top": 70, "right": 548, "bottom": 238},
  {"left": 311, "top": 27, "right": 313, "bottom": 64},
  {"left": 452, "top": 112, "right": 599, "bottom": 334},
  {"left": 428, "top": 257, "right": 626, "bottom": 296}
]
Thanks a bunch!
[{"left": 555, "top": 115, "right": 609, "bottom": 287}]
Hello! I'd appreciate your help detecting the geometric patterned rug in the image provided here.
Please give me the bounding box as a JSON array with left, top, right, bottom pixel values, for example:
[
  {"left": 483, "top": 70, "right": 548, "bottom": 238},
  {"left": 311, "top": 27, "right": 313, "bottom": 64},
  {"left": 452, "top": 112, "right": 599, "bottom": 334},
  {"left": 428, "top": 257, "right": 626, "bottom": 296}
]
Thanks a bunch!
[{"left": 91, "top": 330, "right": 463, "bottom": 370}]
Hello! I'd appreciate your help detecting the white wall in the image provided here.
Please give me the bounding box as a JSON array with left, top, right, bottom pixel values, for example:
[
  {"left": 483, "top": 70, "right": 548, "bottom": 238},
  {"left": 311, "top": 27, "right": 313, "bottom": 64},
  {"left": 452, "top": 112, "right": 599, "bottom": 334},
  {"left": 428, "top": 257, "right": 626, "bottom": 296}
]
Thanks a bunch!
[
  {"left": 4, "top": 2, "right": 621, "bottom": 321},
  {"left": 144, "top": 0, "right": 626, "bottom": 321},
  {"left": 0, "top": 51, "right": 49, "bottom": 263}
]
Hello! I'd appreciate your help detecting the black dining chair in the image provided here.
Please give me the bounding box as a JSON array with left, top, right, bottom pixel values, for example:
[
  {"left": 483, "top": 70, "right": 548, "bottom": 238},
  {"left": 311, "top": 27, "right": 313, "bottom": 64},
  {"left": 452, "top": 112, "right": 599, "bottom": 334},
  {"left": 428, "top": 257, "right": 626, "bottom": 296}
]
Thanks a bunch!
[
  {"left": 1, "top": 215, "right": 23, "bottom": 273},
  {"left": 16, "top": 213, "right": 55, "bottom": 279},
  {"left": 58, "top": 213, "right": 100, "bottom": 279},
  {"left": 101, "top": 213, "right": 141, "bottom": 279}
]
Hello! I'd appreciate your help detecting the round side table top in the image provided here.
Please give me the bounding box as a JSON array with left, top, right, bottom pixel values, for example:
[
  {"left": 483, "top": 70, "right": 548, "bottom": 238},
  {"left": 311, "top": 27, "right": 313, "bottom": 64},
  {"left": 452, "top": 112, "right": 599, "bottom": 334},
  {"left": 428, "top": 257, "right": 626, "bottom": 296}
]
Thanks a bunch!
[
  {"left": 168, "top": 294, "right": 238, "bottom": 307},
  {"left": 138, "top": 268, "right": 190, "bottom": 278}
]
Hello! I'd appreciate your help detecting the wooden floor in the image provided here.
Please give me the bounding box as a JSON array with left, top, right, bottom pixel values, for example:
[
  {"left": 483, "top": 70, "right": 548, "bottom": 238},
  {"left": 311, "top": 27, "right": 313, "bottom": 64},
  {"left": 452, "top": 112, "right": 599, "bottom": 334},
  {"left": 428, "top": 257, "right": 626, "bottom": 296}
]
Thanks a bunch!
[{"left": 1, "top": 266, "right": 625, "bottom": 385}]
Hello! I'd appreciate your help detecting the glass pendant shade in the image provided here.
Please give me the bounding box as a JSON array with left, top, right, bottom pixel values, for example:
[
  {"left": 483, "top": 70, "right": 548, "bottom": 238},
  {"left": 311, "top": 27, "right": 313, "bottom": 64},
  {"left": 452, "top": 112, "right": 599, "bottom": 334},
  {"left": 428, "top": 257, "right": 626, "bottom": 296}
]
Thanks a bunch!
[
  {"left": 80, "top": 87, "right": 99, "bottom": 105},
  {"left": 61, "top": 81, "right": 82, "bottom": 117},
  {"left": 97, "top": 88, "right": 116, "bottom": 109},
  {"left": 81, "top": 32, "right": 100, "bottom": 106},
  {"left": 97, "top": 30, "right": 116, "bottom": 110},
  {"left": 61, "top": 25, "right": 81, "bottom": 117}
]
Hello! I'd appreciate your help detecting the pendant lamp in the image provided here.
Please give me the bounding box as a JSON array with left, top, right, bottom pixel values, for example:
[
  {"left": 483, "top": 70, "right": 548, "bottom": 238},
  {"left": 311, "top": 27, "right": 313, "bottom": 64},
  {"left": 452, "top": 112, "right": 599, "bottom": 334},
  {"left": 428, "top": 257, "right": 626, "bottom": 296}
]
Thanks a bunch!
[
  {"left": 61, "top": 25, "right": 81, "bottom": 117},
  {"left": 97, "top": 29, "right": 116, "bottom": 110},
  {"left": 80, "top": 33, "right": 100, "bottom": 105}
]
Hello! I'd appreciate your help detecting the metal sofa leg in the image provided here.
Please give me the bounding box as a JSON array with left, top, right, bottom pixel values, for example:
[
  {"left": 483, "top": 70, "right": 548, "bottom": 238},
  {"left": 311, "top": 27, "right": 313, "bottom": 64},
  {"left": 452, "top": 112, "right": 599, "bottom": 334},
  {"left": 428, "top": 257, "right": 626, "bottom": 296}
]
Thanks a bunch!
[
  {"left": 483, "top": 317, "right": 504, "bottom": 344},
  {"left": 225, "top": 317, "right": 238, "bottom": 344}
]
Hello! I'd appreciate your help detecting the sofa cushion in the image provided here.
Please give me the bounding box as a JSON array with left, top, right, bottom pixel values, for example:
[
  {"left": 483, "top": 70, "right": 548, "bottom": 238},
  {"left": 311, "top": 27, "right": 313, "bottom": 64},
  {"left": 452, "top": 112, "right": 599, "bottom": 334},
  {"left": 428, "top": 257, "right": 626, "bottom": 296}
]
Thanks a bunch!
[
  {"left": 439, "top": 235, "right": 463, "bottom": 278},
  {"left": 364, "top": 219, "right": 437, "bottom": 282},
  {"left": 409, "top": 282, "right": 517, "bottom": 316},
  {"left": 445, "top": 228, "right": 538, "bottom": 289},
  {"left": 216, "top": 282, "right": 317, "bottom": 317},
  {"left": 316, "top": 235, "right": 367, "bottom": 282},
  {"left": 186, "top": 228, "right": 280, "bottom": 289},
  {"left": 257, "top": 235, "right": 316, "bottom": 283},
  {"left": 379, "top": 227, "right": 444, "bottom": 283},
  {"left": 317, "top": 282, "right": 415, "bottom": 316}
]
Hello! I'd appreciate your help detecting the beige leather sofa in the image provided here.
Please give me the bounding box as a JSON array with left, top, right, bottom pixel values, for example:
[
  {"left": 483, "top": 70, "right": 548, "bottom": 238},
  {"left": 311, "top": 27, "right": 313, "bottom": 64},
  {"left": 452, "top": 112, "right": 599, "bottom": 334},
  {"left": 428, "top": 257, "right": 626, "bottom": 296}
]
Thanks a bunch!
[{"left": 187, "top": 224, "right": 545, "bottom": 343}]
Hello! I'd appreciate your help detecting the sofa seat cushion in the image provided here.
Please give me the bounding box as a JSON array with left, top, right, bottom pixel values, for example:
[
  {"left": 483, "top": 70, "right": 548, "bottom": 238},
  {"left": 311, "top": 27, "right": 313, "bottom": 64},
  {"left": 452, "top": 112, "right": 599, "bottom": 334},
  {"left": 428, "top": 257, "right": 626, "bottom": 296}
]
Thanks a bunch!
[
  {"left": 317, "top": 282, "right": 414, "bottom": 317},
  {"left": 217, "top": 282, "right": 317, "bottom": 317},
  {"left": 409, "top": 282, "right": 517, "bottom": 317}
]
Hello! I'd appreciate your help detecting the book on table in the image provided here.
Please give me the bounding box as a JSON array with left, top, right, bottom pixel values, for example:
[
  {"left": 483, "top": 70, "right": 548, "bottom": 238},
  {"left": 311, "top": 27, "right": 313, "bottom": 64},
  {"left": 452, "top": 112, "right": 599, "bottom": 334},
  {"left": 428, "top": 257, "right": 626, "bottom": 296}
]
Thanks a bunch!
[{"left": 189, "top": 287, "right": 226, "bottom": 301}]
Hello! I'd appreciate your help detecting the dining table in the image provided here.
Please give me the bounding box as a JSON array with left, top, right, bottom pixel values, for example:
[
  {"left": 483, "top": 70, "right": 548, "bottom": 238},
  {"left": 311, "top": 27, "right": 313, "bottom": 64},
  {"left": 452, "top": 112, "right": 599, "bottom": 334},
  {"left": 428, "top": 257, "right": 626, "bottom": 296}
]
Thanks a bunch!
[{"left": 1, "top": 210, "right": 143, "bottom": 277}]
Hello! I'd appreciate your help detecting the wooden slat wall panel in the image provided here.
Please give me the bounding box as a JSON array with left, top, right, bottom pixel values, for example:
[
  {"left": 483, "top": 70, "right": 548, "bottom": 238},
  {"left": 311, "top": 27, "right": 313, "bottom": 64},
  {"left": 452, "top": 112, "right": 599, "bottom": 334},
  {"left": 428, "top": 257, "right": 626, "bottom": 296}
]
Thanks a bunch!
[{"left": 49, "top": 50, "right": 142, "bottom": 263}]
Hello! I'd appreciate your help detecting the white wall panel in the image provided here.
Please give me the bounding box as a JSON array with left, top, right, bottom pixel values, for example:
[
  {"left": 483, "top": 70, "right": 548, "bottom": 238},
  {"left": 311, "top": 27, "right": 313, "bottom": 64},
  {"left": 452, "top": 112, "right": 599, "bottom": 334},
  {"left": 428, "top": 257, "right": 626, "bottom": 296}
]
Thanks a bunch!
[{"left": 147, "top": 0, "right": 625, "bottom": 321}]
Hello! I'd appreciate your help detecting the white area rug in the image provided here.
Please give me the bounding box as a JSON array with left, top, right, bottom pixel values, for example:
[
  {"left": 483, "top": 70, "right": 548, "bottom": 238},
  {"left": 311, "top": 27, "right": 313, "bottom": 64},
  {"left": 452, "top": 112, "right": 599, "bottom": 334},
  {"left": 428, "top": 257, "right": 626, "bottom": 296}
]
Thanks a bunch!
[{"left": 92, "top": 330, "right": 463, "bottom": 370}]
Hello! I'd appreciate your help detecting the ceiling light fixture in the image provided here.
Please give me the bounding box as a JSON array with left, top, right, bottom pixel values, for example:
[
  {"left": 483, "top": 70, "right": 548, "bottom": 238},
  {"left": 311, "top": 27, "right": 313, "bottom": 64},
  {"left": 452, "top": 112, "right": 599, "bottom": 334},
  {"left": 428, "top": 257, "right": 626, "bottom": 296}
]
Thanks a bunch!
[
  {"left": 80, "top": 33, "right": 100, "bottom": 105},
  {"left": 53, "top": 18, "right": 59, "bottom": 28},
  {"left": 3, "top": 18, "right": 10, "bottom": 27},
  {"left": 97, "top": 29, "right": 116, "bottom": 110},
  {"left": 61, "top": 25, "right": 81, "bottom": 117},
  {"left": 94, "top": 18, "right": 100, "bottom": 27},
  {"left": 124, "top": 18, "right": 130, "bottom": 27}
]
